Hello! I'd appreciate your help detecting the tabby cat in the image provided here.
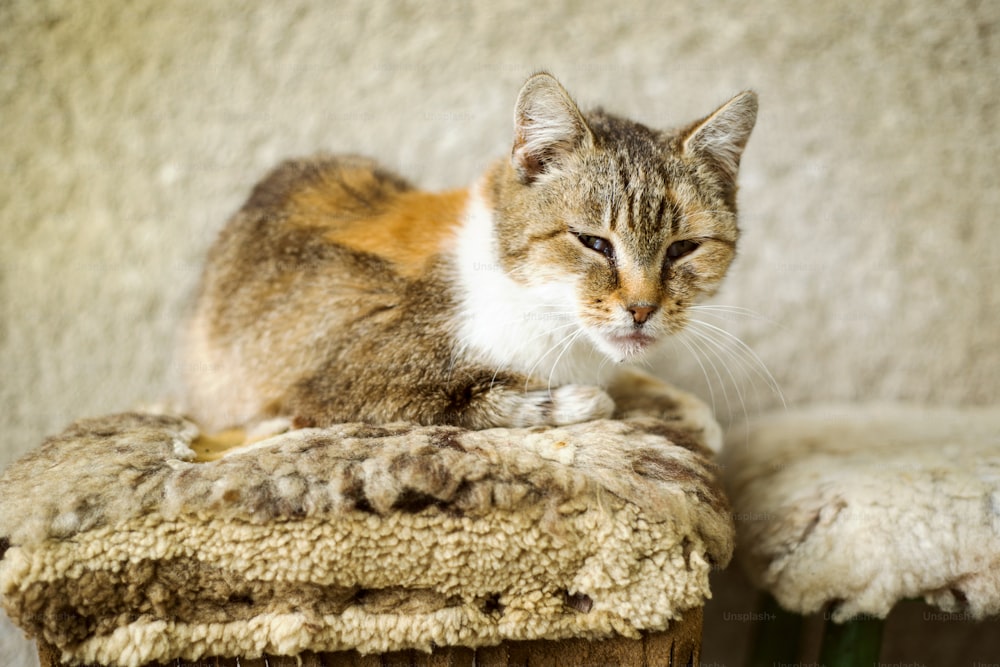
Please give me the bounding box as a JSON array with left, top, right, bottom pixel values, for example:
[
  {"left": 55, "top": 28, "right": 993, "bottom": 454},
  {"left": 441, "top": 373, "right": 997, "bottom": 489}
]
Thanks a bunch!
[{"left": 184, "top": 73, "right": 757, "bottom": 431}]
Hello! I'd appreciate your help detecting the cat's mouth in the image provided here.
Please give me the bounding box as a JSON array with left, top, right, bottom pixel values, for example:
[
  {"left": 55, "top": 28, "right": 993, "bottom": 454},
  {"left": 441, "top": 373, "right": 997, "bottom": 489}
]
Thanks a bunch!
[{"left": 606, "top": 331, "right": 656, "bottom": 356}]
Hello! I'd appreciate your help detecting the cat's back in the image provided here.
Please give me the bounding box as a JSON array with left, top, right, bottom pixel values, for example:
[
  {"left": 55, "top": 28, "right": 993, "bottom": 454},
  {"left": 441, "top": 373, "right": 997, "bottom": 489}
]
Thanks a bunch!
[
  {"left": 248, "top": 154, "right": 413, "bottom": 225},
  {"left": 210, "top": 154, "right": 467, "bottom": 283},
  {"left": 215, "top": 154, "right": 413, "bottom": 266},
  {"left": 185, "top": 154, "right": 468, "bottom": 429}
]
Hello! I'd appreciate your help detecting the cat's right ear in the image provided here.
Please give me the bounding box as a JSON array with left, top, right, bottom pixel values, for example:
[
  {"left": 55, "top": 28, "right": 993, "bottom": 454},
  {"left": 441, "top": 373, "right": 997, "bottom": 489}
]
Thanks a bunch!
[
  {"left": 680, "top": 90, "right": 758, "bottom": 186},
  {"left": 512, "top": 73, "right": 594, "bottom": 184}
]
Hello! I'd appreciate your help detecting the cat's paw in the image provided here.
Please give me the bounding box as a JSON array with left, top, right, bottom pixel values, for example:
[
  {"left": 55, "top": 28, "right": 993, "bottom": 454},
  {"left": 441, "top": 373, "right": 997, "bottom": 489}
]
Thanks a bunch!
[
  {"left": 518, "top": 385, "right": 615, "bottom": 427},
  {"left": 549, "top": 385, "right": 616, "bottom": 425}
]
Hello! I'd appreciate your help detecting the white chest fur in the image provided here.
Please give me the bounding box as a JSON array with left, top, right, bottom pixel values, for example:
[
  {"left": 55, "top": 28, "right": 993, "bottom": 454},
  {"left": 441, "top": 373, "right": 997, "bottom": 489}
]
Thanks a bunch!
[{"left": 451, "top": 188, "right": 611, "bottom": 387}]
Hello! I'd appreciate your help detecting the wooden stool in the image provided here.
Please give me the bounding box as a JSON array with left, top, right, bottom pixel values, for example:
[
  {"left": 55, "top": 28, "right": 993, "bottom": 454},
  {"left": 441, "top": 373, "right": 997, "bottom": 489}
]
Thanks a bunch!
[
  {"left": 2, "top": 387, "right": 731, "bottom": 667},
  {"left": 722, "top": 404, "right": 1000, "bottom": 664},
  {"left": 36, "top": 609, "right": 702, "bottom": 666}
]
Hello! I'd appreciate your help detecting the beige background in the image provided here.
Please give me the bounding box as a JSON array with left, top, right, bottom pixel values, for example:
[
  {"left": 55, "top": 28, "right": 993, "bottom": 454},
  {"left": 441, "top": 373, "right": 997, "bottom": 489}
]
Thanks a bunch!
[{"left": 2, "top": 1, "right": 998, "bottom": 664}]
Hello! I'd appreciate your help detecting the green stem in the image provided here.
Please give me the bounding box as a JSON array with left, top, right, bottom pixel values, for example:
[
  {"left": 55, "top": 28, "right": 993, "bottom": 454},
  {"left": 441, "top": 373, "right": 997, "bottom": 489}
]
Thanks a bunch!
[
  {"left": 746, "top": 594, "right": 803, "bottom": 667},
  {"left": 818, "top": 615, "right": 884, "bottom": 667}
]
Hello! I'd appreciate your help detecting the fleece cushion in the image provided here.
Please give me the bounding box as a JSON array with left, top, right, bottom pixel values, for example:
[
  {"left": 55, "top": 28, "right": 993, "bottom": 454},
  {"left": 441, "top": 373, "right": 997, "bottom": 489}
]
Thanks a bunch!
[
  {"left": 723, "top": 403, "right": 1000, "bottom": 622},
  {"left": 0, "top": 386, "right": 731, "bottom": 667}
]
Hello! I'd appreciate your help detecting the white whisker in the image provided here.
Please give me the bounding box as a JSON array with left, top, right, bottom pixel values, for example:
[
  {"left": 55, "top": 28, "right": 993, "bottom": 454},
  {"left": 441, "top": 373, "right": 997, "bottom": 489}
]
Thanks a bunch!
[
  {"left": 684, "top": 324, "right": 751, "bottom": 427},
  {"left": 523, "top": 325, "right": 585, "bottom": 392},
  {"left": 451, "top": 308, "right": 576, "bottom": 352},
  {"left": 596, "top": 345, "right": 617, "bottom": 376},
  {"left": 689, "top": 304, "right": 782, "bottom": 328},
  {"left": 687, "top": 318, "right": 786, "bottom": 408},
  {"left": 486, "top": 320, "right": 580, "bottom": 389},
  {"left": 685, "top": 327, "right": 736, "bottom": 418},
  {"left": 546, "top": 328, "right": 586, "bottom": 393},
  {"left": 674, "top": 329, "right": 726, "bottom": 417}
]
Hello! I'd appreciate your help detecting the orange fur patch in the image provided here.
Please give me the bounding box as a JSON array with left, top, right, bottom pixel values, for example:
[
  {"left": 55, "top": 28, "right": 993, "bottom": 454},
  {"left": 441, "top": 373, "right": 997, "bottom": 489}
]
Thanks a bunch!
[{"left": 324, "top": 189, "right": 469, "bottom": 278}]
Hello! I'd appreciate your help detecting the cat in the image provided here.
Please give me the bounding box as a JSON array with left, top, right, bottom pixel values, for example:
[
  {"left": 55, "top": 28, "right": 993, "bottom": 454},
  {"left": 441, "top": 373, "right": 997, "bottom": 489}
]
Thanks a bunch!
[{"left": 183, "top": 72, "right": 757, "bottom": 433}]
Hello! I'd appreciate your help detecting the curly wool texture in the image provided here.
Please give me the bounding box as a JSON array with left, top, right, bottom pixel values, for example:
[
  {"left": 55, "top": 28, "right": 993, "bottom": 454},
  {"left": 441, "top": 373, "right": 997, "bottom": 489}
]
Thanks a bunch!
[
  {"left": 723, "top": 404, "right": 1000, "bottom": 622},
  {"left": 0, "top": 410, "right": 731, "bottom": 667}
]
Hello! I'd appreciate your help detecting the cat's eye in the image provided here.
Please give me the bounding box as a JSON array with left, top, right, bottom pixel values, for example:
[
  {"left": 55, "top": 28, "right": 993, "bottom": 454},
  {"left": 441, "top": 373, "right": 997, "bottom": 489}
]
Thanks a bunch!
[
  {"left": 666, "top": 239, "right": 700, "bottom": 262},
  {"left": 575, "top": 233, "right": 615, "bottom": 261}
]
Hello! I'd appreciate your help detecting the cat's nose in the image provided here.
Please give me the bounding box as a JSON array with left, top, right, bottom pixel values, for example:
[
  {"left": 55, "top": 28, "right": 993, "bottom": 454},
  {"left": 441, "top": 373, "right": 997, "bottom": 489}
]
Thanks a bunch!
[{"left": 628, "top": 304, "right": 658, "bottom": 325}]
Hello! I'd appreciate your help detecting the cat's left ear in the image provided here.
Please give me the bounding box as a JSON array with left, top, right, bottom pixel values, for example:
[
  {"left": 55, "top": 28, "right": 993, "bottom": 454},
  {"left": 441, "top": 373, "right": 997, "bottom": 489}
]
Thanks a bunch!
[
  {"left": 512, "top": 72, "right": 594, "bottom": 184},
  {"left": 681, "top": 91, "right": 758, "bottom": 184}
]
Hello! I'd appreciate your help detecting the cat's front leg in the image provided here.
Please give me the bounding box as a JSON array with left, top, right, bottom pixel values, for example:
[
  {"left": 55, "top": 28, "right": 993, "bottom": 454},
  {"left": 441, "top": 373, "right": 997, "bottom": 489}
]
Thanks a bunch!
[
  {"left": 462, "top": 378, "right": 615, "bottom": 429},
  {"left": 281, "top": 363, "right": 614, "bottom": 430}
]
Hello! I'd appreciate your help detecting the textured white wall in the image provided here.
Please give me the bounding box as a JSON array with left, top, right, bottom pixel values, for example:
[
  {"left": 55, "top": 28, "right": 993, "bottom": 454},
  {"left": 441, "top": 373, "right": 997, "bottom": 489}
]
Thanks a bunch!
[{"left": 2, "top": 0, "right": 999, "bottom": 662}]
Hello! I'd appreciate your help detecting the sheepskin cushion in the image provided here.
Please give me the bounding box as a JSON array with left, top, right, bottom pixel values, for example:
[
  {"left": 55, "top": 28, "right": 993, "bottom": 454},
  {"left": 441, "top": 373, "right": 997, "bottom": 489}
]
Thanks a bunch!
[
  {"left": 723, "top": 403, "right": 1000, "bottom": 622},
  {"left": 0, "top": 392, "right": 731, "bottom": 667}
]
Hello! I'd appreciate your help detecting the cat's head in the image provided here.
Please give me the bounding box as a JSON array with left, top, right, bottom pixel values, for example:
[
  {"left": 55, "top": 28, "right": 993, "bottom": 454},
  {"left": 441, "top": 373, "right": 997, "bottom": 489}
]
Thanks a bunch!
[{"left": 489, "top": 72, "right": 757, "bottom": 362}]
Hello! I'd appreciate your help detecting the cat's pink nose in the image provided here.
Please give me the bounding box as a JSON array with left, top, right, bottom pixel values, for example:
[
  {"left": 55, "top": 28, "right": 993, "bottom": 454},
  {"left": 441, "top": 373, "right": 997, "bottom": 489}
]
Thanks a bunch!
[{"left": 628, "top": 304, "right": 658, "bottom": 325}]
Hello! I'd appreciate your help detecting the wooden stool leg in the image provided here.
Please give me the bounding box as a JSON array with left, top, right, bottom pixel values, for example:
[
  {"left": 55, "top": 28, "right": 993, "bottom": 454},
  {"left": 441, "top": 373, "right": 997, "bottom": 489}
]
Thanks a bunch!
[
  {"left": 745, "top": 594, "right": 803, "bottom": 667},
  {"left": 817, "top": 615, "right": 883, "bottom": 667}
]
